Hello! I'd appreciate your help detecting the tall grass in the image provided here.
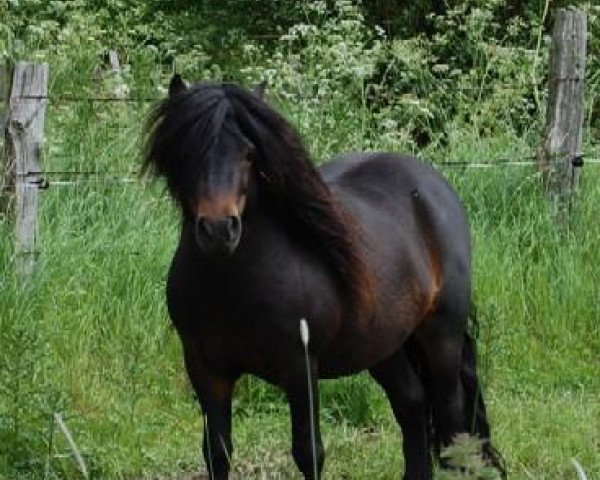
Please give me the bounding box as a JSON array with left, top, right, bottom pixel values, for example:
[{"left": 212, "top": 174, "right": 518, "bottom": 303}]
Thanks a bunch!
[{"left": 1, "top": 23, "right": 599, "bottom": 480}]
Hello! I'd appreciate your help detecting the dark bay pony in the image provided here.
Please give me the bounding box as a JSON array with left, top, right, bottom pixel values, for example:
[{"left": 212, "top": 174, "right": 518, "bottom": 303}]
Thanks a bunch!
[{"left": 143, "top": 75, "right": 504, "bottom": 480}]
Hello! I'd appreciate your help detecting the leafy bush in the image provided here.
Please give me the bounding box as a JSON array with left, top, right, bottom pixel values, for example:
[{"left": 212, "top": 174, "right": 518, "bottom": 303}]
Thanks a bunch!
[
  {"left": 3, "top": 0, "right": 598, "bottom": 143},
  {"left": 231, "top": 0, "right": 597, "bottom": 149}
]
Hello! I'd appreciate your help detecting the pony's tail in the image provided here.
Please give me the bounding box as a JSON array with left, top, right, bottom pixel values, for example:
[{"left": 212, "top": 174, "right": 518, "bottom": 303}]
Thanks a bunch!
[{"left": 462, "top": 303, "right": 507, "bottom": 478}]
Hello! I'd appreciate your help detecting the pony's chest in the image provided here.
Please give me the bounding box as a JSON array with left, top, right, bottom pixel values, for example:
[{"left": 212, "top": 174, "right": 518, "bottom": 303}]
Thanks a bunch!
[
  {"left": 168, "top": 228, "right": 340, "bottom": 326},
  {"left": 166, "top": 245, "right": 342, "bottom": 382}
]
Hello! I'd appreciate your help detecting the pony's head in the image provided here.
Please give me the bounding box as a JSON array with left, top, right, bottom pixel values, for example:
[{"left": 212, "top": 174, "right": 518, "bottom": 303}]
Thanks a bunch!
[{"left": 144, "top": 76, "right": 263, "bottom": 256}]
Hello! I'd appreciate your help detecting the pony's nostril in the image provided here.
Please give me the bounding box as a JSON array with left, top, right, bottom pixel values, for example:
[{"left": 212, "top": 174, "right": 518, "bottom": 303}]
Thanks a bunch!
[
  {"left": 227, "top": 215, "right": 241, "bottom": 240},
  {"left": 196, "top": 216, "right": 211, "bottom": 238}
]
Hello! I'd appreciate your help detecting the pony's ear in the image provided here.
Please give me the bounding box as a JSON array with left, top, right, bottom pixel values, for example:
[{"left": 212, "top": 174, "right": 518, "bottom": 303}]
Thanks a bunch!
[
  {"left": 252, "top": 80, "right": 267, "bottom": 100},
  {"left": 168, "top": 74, "right": 187, "bottom": 97}
]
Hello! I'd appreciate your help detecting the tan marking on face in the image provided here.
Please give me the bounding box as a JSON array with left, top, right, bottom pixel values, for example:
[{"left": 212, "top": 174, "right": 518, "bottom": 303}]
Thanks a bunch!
[
  {"left": 236, "top": 193, "right": 247, "bottom": 216},
  {"left": 194, "top": 193, "right": 240, "bottom": 221},
  {"left": 193, "top": 159, "right": 251, "bottom": 221}
]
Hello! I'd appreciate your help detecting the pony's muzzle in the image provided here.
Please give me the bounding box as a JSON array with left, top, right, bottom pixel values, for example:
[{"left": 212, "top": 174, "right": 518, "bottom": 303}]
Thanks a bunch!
[{"left": 195, "top": 215, "right": 242, "bottom": 256}]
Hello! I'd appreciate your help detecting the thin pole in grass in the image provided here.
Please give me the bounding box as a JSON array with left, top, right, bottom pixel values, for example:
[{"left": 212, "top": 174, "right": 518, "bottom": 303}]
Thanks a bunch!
[
  {"left": 53, "top": 413, "right": 89, "bottom": 479},
  {"left": 571, "top": 459, "right": 588, "bottom": 480},
  {"left": 299, "top": 318, "right": 318, "bottom": 480}
]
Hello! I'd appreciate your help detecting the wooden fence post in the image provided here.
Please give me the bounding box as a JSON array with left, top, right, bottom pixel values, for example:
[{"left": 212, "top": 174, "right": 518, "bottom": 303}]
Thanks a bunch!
[
  {"left": 6, "top": 61, "right": 49, "bottom": 278},
  {"left": 539, "top": 7, "right": 587, "bottom": 224}
]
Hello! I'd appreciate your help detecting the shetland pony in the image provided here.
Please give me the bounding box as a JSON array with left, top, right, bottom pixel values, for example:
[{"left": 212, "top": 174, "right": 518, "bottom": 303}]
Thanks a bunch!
[{"left": 143, "top": 76, "right": 504, "bottom": 479}]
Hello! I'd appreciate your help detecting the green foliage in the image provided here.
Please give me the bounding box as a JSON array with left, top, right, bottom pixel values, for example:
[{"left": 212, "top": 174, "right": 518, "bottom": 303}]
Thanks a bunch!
[
  {"left": 364, "top": 0, "right": 547, "bottom": 147},
  {"left": 235, "top": 0, "right": 597, "bottom": 148},
  {"left": 244, "top": 1, "right": 383, "bottom": 96},
  {"left": 2, "top": 0, "right": 599, "bottom": 142}
]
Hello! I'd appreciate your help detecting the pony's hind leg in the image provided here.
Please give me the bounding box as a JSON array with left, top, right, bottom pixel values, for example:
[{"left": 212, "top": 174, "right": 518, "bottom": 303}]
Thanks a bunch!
[
  {"left": 416, "top": 304, "right": 507, "bottom": 478},
  {"left": 462, "top": 330, "right": 507, "bottom": 477},
  {"left": 369, "top": 346, "right": 432, "bottom": 480},
  {"left": 415, "top": 309, "right": 468, "bottom": 462}
]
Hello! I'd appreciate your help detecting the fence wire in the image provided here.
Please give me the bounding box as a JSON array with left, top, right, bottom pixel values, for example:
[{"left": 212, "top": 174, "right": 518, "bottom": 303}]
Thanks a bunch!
[
  {"left": 15, "top": 81, "right": 543, "bottom": 104},
  {"left": 5, "top": 153, "right": 592, "bottom": 190}
]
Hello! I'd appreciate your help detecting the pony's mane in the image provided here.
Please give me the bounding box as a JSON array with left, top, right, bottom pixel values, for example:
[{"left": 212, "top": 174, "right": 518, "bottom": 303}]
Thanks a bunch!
[{"left": 144, "top": 82, "right": 374, "bottom": 317}]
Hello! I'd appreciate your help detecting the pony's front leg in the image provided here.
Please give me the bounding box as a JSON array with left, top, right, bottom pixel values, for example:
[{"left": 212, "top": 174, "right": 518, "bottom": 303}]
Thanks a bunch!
[
  {"left": 285, "top": 357, "right": 324, "bottom": 480},
  {"left": 182, "top": 342, "right": 235, "bottom": 480}
]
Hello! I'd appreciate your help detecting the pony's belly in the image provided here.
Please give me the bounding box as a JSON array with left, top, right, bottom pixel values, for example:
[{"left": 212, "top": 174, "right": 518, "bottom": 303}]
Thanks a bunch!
[
  {"left": 318, "top": 312, "right": 417, "bottom": 377},
  {"left": 318, "top": 344, "right": 404, "bottom": 378}
]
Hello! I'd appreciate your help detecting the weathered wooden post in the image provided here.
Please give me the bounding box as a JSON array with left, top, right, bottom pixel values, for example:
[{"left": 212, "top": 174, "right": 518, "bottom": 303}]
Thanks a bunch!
[
  {"left": 107, "top": 49, "right": 129, "bottom": 98},
  {"left": 539, "top": 7, "right": 587, "bottom": 224},
  {"left": 6, "top": 61, "right": 48, "bottom": 278}
]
